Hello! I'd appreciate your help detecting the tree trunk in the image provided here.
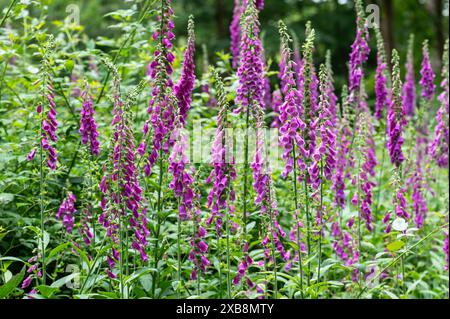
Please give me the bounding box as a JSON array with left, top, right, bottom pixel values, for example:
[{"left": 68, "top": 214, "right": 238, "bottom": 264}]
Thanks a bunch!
[{"left": 380, "top": 0, "right": 394, "bottom": 66}]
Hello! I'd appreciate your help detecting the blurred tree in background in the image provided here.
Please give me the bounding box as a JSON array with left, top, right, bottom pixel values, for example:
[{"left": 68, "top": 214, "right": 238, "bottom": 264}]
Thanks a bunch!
[{"left": 1, "top": 0, "right": 448, "bottom": 97}]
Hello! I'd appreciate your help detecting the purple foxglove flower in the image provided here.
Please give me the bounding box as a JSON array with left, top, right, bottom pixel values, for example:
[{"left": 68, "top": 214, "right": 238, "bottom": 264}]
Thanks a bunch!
[
  {"left": 57, "top": 193, "right": 77, "bottom": 233},
  {"left": 387, "top": 50, "right": 405, "bottom": 168},
  {"left": 403, "top": 35, "right": 416, "bottom": 116},
  {"left": 99, "top": 63, "right": 147, "bottom": 277},
  {"left": 174, "top": 17, "right": 196, "bottom": 127},
  {"left": 429, "top": 40, "right": 449, "bottom": 168},
  {"left": 79, "top": 82, "right": 100, "bottom": 156},
  {"left": 235, "top": 1, "right": 265, "bottom": 114},
  {"left": 141, "top": 0, "right": 177, "bottom": 175},
  {"left": 419, "top": 40, "right": 436, "bottom": 101},
  {"left": 230, "top": 0, "right": 244, "bottom": 69}
]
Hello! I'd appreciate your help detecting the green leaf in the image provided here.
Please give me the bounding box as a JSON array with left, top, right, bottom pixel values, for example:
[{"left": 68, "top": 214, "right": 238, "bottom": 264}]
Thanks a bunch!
[
  {"left": 124, "top": 267, "right": 157, "bottom": 285},
  {"left": 0, "top": 268, "right": 25, "bottom": 298},
  {"left": 0, "top": 193, "right": 14, "bottom": 204},
  {"left": 387, "top": 240, "right": 405, "bottom": 252},
  {"left": 64, "top": 59, "right": 75, "bottom": 73},
  {"left": 47, "top": 242, "right": 70, "bottom": 260},
  {"left": 50, "top": 273, "right": 80, "bottom": 288},
  {"left": 36, "top": 285, "right": 60, "bottom": 298}
]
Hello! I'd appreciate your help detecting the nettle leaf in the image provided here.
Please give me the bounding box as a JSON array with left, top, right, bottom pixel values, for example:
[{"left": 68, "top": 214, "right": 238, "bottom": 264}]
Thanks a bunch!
[{"left": 387, "top": 240, "right": 405, "bottom": 252}]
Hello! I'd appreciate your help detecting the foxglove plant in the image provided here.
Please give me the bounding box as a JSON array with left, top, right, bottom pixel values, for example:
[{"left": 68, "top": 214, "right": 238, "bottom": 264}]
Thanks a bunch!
[
  {"left": 348, "top": 0, "right": 370, "bottom": 111},
  {"left": 234, "top": 2, "right": 265, "bottom": 286},
  {"left": 352, "top": 110, "right": 377, "bottom": 232},
  {"left": 330, "top": 217, "right": 359, "bottom": 268},
  {"left": 277, "top": 20, "right": 306, "bottom": 292},
  {"left": 174, "top": 16, "right": 195, "bottom": 127},
  {"left": 374, "top": 26, "right": 390, "bottom": 121},
  {"left": 79, "top": 81, "right": 100, "bottom": 156},
  {"left": 26, "top": 36, "right": 57, "bottom": 285},
  {"left": 98, "top": 61, "right": 148, "bottom": 286},
  {"left": 383, "top": 50, "right": 409, "bottom": 230},
  {"left": 419, "top": 40, "right": 436, "bottom": 102},
  {"left": 235, "top": 0, "right": 265, "bottom": 115},
  {"left": 250, "top": 106, "right": 287, "bottom": 298},
  {"left": 403, "top": 35, "right": 416, "bottom": 117},
  {"left": 332, "top": 85, "right": 352, "bottom": 209},
  {"left": 325, "top": 50, "right": 338, "bottom": 126},
  {"left": 313, "top": 63, "right": 338, "bottom": 283},
  {"left": 230, "top": 0, "right": 243, "bottom": 69},
  {"left": 387, "top": 50, "right": 405, "bottom": 168},
  {"left": 141, "top": 0, "right": 177, "bottom": 176},
  {"left": 316, "top": 64, "right": 337, "bottom": 182},
  {"left": 408, "top": 41, "right": 436, "bottom": 228},
  {"left": 299, "top": 24, "right": 317, "bottom": 284},
  {"left": 57, "top": 193, "right": 77, "bottom": 233},
  {"left": 189, "top": 207, "right": 210, "bottom": 282},
  {"left": 206, "top": 69, "right": 236, "bottom": 297},
  {"left": 430, "top": 39, "right": 449, "bottom": 168}
]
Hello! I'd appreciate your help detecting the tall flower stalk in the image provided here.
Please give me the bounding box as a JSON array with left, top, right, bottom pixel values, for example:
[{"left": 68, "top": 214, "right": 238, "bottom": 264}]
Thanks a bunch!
[
  {"left": 316, "top": 63, "right": 337, "bottom": 283},
  {"left": 234, "top": 0, "right": 264, "bottom": 289},
  {"left": 230, "top": 0, "right": 245, "bottom": 69},
  {"left": 251, "top": 105, "right": 286, "bottom": 298},
  {"left": 98, "top": 60, "right": 147, "bottom": 297},
  {"left": 430, "top": 39, "right": 449, "bottom": 168},
  {"left": 277, "top": 20, "right": 305, "bottom": 295},
  {"left": 206, "top": 69, "right": 236, "bottom": 297},
  {"left": 374, "top": 26, "right": 390, "bottom": 121},
  {"left": 27, "top": 36, "right": 58, "bottom": 285},
  {"left": 300, "top": 23, "right": 317, "bottom": 286},
  {"left": 169, "top": 15, "right": 196, "bottom": 288},
  {"left": 348, "top": 0, "right": 370, "bottom": 112},
  {"left": 403, "top": 34, "right": 416, "bottom": 117},
  {"left": 387, "top": 50, "right": 406, "bottom": 169},
  {"left": 138, "top": 0, "right": 177, "bottom": 296},
  {"left": 384, "top": 50, "right": 409, "bottom": 232}
]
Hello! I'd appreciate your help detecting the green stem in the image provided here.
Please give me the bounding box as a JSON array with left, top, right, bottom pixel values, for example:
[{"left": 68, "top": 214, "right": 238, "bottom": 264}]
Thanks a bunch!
[
  {"left": 152, "top": 152, "right": 164, "bottom": 298},
  {"left": 291, "top": 145, "right": 304, "bottom": 298},
  {"left": 268, "top": 195, "right": 278, "bottom": 299},
  {"left": 225, "top": 216, "right": 231, "bottom": 299},
  {"left": 177, "top": 205, "right": 182, "bottom": 293},
  {"left": 317, "top": 160, "right": 324, "bottom": 288},
  {"left": 0, "top": 0, "right": 18, "bottom": 28},
  {"left": 79, "top": 234, "right": 107, "bottom": 294},
  {"left": 304, "top": 178, "right": 311, "bottom": 287},
  {"left": 242, "top": 105, "right": 250, "bottom": 239},
  {"left": 39, "top": 103, "right": 46, "bottom": 285}
]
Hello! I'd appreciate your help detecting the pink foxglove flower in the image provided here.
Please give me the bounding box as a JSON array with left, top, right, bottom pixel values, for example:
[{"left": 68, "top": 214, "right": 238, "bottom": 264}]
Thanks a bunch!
[
  {"left": 387, "top": 50, "right": 405, "bottom": 168},
  {"left": 429, "top": 39, "right": 449, "bottom": 168},
  {"left": 142, "top": 0, "right": 177, "bottom": 176},
  {"left": 403, "top": 35, "right": 416, "bottom": 116},
  {"left": 98, "top": 65, "right": 148, "bottom": 277},
  {"left": 419, "top": 40, "right": 436, "bottom": 101},
  {"left": 235, "top": 0, "right": 265, "bottom": 114},
  {"left": 174, "top": 16, "right": 196, "bottom": 127},
  {"left": 79, "top": 82, "right": 100, "bottom": 156},
  {"left": 57, "top": 193, "right": 77, "bottom": 233},
  {"left": 374, "top": 27, "right": 390, "bottom": 121}
]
